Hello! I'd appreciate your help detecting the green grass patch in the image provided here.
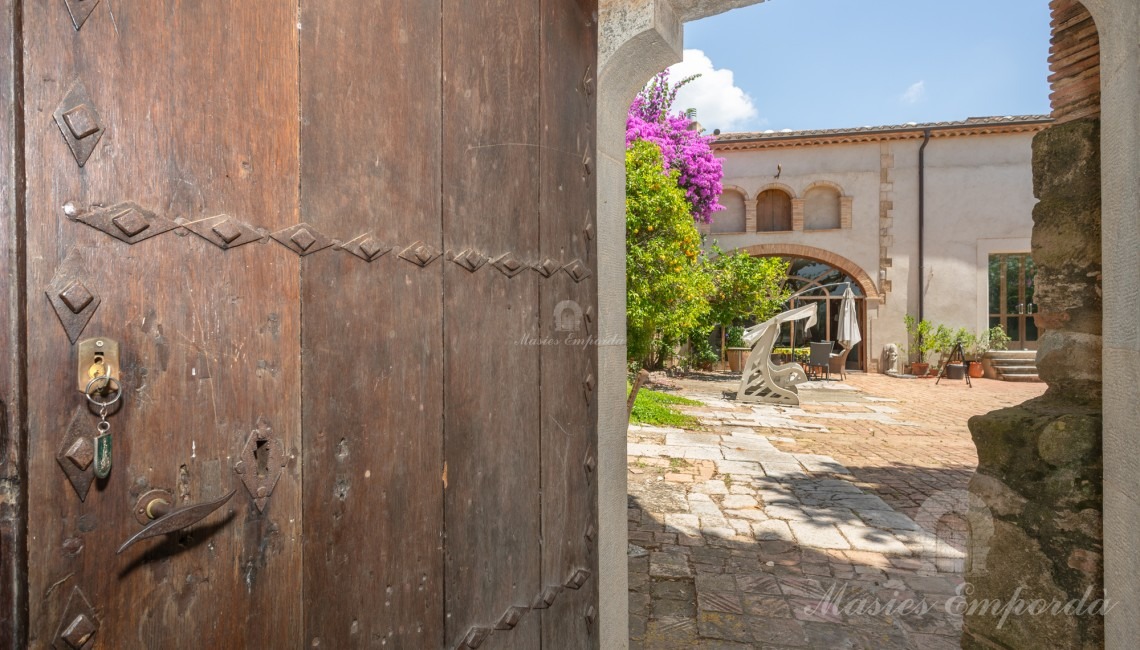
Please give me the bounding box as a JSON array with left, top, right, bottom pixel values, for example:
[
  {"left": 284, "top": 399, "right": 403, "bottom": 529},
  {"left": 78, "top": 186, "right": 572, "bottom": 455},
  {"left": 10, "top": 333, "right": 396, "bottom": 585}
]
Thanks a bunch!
[{"left": 628, "top": 384, "right": 702, "bottom": 428}]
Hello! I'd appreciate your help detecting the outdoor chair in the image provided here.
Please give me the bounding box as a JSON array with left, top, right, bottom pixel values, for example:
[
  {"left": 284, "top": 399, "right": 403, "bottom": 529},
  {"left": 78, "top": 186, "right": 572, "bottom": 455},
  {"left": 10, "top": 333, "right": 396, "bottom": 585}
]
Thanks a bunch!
[
  {"left": 829, "top": 344, "right": 852, "bottom": 381},
  {"left": 808, "top": 341, "right": 835, "bottom": 380}
]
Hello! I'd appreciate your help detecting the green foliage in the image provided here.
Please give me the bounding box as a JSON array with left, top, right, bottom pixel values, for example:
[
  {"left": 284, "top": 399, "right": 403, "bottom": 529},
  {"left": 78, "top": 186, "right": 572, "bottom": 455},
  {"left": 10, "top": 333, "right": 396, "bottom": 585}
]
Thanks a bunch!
[
  {"left": 627, "top": 385, "right": 702, "bottom": 427},
  {"left": 930, "top": 326, "right": 972, "bottom": 371},
  {"left": 960, "top": 331, "right": 980, "bottom": 360},
  {"left": 703, "top": 245, "right": 790, "bottom": 330},
  {"left": 680, "top": 335, "right": 719, "bottom": 372},
  {"left": 726, "top": 326, "right": 746, "bottom": 349},
  {"left": 929, "top": 325, "right": 955, "bottom": 356},
  {"left": 971, "top": 326, "right": 1011, "bottom": 360},
  {"left": 625, "top": 141, "right": 714, "bottom": 365},
  {"left": 624, "top": 144, "right": 789, "bottom": 370},
  {"left": 903, "top": 315, "right": 938, "bottom": 364},
  {"left": 773, "top": 346, "right": 810, "bottom": 364}
]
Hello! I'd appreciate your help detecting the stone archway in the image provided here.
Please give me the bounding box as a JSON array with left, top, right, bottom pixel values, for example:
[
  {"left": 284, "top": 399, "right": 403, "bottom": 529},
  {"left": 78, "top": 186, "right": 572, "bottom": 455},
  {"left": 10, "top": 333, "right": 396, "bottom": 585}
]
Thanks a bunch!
[
  {"left": 597, "top": 1, "right": 1140, "bottom": 648},
  {"left": 735, "top": 243, "right": 881, "bottom": 301}
]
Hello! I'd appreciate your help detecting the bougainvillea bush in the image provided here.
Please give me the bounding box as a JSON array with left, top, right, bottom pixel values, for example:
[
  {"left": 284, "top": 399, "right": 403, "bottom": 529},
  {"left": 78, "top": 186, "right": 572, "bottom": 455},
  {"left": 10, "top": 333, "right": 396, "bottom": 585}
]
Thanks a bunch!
[{"left": 626, "top": 71, "right": 724, "bottom": 224}]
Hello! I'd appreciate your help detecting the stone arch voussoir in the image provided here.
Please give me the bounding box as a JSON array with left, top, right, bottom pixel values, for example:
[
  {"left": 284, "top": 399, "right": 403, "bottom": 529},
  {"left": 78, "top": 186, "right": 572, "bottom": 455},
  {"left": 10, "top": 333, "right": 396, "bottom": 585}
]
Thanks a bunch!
[
  {"left": 735, "top": 243, "right": 881, "bottom": 301},
  {"left": 755, "top": 182, "right": 797, "bottom": 199},
  {"left": 802, "top": 179, "right": 847, "bottom": 197},
  {"left": 721, "top": 184, "right": 752, "bottom": 201}
]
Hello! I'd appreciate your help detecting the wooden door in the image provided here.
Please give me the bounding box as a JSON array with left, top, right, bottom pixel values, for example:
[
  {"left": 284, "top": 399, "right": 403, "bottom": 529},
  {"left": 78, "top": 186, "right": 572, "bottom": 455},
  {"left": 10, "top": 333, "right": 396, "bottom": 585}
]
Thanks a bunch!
[
  {"left": 7, "top": 1, "right": 598, "bottom": 648},
  {"left": 756, "top": 189, "right": 791, "bottom": 232}
]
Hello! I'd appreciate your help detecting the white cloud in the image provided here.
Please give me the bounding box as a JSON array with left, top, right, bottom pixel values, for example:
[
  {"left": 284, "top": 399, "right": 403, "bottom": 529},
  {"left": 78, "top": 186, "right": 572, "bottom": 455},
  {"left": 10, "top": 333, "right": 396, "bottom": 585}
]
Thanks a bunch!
[
  {"left": 666, "top": 50, "right": 760, "bottom": 132},
  {"left": 901, "top": 81, "right": 926, "bottom": 104}
]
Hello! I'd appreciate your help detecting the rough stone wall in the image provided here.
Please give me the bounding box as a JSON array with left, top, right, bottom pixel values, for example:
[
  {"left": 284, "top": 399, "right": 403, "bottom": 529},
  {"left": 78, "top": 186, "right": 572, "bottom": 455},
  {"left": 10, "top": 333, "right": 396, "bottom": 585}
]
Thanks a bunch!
[
  {"left": 1031, "top": 120, "right": 1102, "bottom": 398},
  {"left": 965, "top": 3, "right": 1104, "bottom": 647}
]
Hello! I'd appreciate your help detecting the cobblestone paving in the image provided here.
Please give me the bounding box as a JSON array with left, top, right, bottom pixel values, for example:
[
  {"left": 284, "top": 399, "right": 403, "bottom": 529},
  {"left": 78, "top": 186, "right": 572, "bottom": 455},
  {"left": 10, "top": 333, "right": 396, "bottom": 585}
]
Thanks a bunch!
[{"left": 628, "top": 372, "right": 1047, "bottom": 649}]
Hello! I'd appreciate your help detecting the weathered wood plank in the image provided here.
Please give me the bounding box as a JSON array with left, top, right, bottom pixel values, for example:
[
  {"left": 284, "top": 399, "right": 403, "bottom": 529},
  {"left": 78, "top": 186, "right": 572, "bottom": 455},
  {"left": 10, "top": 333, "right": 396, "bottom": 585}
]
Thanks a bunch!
[
  {"left": 0, "top": 1, "right": 26, "bottom": 644},
  {"left": 539, "top": 1, "right": 599, "bottom": 647},
  {"left": 23, "top": 2, "right": 301, "bottom": 647},
  {"left": 299, "top": 0, "right": 445, "bottom": 647},
  {"left": 442, "top": 0, "right": 543, "bottom": 647}
]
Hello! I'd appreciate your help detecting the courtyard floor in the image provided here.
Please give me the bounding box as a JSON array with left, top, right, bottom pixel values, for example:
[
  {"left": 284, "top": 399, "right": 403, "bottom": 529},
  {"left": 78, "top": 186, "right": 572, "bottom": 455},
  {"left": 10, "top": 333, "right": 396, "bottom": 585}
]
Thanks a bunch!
[{"left": 627, "top": 371, "right": 1047, "bottom": 649}]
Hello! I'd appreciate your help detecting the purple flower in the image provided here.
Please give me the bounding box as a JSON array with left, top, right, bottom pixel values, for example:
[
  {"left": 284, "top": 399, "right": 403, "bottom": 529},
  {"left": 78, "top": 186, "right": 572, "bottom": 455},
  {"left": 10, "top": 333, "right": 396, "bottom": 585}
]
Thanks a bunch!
[{"left": 626, "top": 71, "right": 725, "bottom": 224}]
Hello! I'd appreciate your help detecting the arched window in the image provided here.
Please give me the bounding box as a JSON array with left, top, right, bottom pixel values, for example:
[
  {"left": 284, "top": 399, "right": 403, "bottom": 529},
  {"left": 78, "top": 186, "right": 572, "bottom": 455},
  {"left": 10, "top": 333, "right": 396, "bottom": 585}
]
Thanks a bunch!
[
  {"left": 804, "top": 185, "right": 841, "bottom": 230},
  {"left": 756, "top": 189, "right": 792, "bottom": 232},
  {"left": 712, "top": 189, "right": 746, "bottom": 233}
]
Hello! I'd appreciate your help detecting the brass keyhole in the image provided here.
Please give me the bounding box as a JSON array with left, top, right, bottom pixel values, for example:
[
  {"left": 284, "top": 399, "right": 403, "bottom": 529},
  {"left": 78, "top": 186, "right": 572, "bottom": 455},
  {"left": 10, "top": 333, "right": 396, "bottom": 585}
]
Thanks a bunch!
[
  {"left": 88, "top": 354, "right": 106, "bottom": 381},
  {"left": 77, "top": 337, "right": 120, "bottom": 392}
]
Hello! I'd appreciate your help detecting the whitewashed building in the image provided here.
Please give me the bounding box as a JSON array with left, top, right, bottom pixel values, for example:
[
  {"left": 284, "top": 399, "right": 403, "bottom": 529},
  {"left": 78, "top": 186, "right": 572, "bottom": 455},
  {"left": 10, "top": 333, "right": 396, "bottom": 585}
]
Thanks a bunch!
[{"left": 705, "top": 115, "right": 1051, "bottom": 372}]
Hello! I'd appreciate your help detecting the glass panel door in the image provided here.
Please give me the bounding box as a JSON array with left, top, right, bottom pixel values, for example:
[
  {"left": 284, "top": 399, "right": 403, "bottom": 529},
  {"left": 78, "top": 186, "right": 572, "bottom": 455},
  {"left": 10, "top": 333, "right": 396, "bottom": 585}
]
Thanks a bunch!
[{"left": 988, "top": 253, "right": 1039, "bottom": 350}]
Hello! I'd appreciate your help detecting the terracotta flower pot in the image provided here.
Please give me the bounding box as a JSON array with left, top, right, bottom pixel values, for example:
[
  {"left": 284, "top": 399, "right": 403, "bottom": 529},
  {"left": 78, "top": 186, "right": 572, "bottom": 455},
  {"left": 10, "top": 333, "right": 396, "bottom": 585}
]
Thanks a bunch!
[
  {"left": 910, "top": 362, "right": 930, "bottom": 376},
  {"left": 726, "top": 347, "right": 749, "bottom": 372},
  {"left": 968, "top": 361, "right": 985, "bottom": 378}
]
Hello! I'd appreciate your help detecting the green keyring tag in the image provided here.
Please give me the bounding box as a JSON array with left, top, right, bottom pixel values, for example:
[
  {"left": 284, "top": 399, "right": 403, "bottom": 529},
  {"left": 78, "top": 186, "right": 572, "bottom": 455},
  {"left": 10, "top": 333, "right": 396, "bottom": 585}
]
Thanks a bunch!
[{"left": 94, "top": 431, "right": 112, "bottom": 479}]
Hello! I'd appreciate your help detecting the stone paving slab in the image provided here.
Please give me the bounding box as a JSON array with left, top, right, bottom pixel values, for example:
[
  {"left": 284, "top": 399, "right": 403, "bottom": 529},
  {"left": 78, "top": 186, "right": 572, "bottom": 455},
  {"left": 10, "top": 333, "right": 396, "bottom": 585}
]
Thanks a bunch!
[
  {"left": 681, "top": 446, "right": 726, "bottom": 461},
  {"left": 791, "top": 523, "right": 855, "bottom": 551},
  {"left": 666, "top": 431, "right": 724, "bottom": 447},
  {"left": 628, "top": 371, "right": 1045, "bottom": 649},
  {"left": 628, "top": 442, "right": 671, "bottom": 457},
  {"left": 791, "top": 454, "right": 853, "bottom": 475}
]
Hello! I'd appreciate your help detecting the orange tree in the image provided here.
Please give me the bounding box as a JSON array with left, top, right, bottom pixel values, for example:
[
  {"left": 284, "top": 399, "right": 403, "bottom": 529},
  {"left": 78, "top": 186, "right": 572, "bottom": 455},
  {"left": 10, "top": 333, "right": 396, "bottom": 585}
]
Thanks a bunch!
[
  {"left": 703, "top": 244, "right": 790, "bottom": 346},
  {"left": 625, "top": 141, "right": 713, "bottom": 367}
]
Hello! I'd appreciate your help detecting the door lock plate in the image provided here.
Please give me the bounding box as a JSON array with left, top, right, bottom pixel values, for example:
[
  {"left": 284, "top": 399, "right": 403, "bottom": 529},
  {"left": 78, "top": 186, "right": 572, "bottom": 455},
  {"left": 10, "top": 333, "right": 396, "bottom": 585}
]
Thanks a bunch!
[{"left": 76, "top": 337, "right": 119, "bottom": 392}]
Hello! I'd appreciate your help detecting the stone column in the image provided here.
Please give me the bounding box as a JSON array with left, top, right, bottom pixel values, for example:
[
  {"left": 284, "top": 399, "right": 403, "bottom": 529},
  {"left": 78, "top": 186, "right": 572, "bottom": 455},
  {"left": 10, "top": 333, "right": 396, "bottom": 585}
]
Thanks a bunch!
[
  {"left": 840, "top": 196, "right": 853, "bottom": 229},
  {"left": 597, "top": 2, "right": 684, "bottom": 647},
  {"left": 744, "top": 202, "right": 757, "bottom": 232},
  {"left": 790, "top": 198, "right": 804, "bottom": 231}
]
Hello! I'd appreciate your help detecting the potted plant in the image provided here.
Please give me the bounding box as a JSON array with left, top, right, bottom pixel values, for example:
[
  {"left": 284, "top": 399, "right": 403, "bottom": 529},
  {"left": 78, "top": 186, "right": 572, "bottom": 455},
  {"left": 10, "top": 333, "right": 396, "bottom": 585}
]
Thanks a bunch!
[
  {"left": 937, "top": 327, "right": 971, "bottom": 380},
  {"left": 976, "top": 326, "right": 1012, "bottom": 378},
  {"left": 725, "top": 326, "right": 749, "bottom": 372},
  {"left": 928, "top": 324, "right": 956, "bottom": 376},
  {"left": 904, "top": 315, "right": 937, "bottom": 376},
  {"left": 962, "top": 331, "right": 985, "bottom": 378}
]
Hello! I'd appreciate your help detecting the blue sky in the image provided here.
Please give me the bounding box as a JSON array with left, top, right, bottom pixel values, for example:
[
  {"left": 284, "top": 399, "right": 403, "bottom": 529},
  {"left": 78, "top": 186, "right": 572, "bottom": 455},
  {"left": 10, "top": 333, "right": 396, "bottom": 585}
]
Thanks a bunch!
[{"left": 669, "top": 0, "right": 1053, "bottom": 133}]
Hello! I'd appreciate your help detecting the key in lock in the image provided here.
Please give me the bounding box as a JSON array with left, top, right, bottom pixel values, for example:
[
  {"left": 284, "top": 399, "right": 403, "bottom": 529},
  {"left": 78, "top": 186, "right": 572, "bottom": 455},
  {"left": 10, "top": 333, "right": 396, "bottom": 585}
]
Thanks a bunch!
[{"left": 76, "top": 337, "right": 120, "bottom": 392}]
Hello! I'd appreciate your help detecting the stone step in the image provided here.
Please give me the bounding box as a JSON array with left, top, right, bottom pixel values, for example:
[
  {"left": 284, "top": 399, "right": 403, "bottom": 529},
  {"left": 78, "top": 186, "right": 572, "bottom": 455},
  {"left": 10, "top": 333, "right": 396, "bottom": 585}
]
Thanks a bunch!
[
  {"left": 993, "top": 364, "right": 1038, "bottom": 373},
  {"left": 987, "top": 350, "right": 1041, "bottom": 382},
  {"left": 987, "top": 350, "right": 1037, "bottom": 360}
]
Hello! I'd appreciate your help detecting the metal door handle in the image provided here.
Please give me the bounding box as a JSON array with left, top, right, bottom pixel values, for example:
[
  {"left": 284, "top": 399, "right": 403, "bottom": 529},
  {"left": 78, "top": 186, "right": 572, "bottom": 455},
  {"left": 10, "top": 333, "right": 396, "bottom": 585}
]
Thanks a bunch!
[
  {"left": 1017, "top": 303, "right": 1024, "bottom": 314},
  {"left": 117, "top": 489, "right": 236, "bottom": 554}
]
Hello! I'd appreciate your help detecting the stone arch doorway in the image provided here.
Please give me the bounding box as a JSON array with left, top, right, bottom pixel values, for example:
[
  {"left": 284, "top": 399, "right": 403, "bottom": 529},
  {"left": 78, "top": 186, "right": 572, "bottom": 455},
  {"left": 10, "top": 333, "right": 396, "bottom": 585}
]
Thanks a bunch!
[
  {"left": 778, "top": 258, "right": 869, "bottom": 372},
  {"left": 597, "top": 1, "right": 1136, "bottom": 648}
]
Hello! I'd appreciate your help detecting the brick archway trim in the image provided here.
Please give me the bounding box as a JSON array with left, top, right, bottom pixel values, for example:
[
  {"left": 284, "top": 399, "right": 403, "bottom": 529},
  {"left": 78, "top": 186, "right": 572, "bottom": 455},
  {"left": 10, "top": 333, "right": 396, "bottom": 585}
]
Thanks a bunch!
[
  {"left": 756, "top": 182, "right": 797, "bottom": 199},
  {"left": 736, "top": 243, "right": 882, "bottom": 301},
  {"left": 803, "top": 179, "right": 847, "bottom": 196}
]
